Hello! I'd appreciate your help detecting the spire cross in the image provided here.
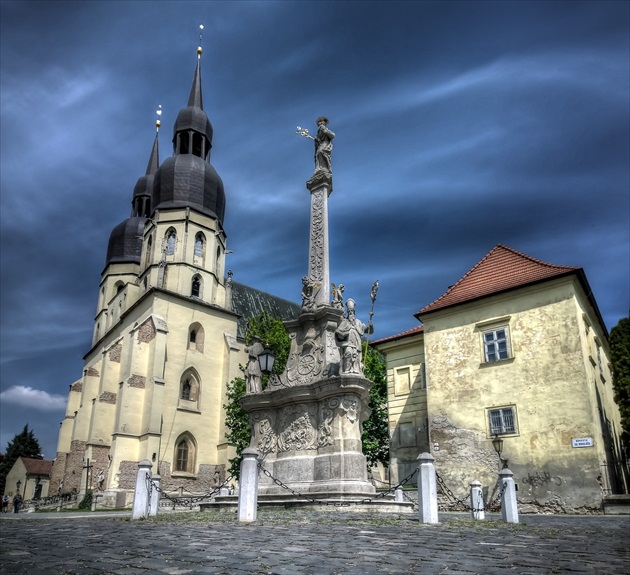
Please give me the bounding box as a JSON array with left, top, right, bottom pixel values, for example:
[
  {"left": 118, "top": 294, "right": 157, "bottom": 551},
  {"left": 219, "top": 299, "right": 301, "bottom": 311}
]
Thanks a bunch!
[{"left": 155, "top": 105, "right": 162, "bottom": 132}]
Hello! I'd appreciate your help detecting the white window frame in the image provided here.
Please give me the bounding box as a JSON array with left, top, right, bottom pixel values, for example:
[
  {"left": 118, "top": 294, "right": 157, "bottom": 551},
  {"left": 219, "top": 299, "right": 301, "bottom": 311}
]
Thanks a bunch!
[
  {"left": 488, "top": 406, "right": 517, "bottom": 435},
  {"left": 483, "top": 327, "right": 510, "bottom": 363}
]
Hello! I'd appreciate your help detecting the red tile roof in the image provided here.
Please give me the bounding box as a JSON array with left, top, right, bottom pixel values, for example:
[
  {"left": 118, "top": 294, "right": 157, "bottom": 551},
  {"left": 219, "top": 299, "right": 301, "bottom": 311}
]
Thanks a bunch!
[
  {"left": 416, "top": 244, "right": 579, "bottom": 316},
  {"left": 371, "top": 324, "right": 424, "bottom": 346},
  {"left": 21, "top": 457, "right": 53, "bottom": 476}
]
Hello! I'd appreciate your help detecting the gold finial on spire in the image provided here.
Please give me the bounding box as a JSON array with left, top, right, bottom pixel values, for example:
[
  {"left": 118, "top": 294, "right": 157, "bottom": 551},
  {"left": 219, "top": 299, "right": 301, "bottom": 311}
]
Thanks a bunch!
[
  {"left": 197, "top": 24, "right": 204, "bottom": 58},
  {"left": 155, "top": 104, "right": 162, "bottom": 132}
]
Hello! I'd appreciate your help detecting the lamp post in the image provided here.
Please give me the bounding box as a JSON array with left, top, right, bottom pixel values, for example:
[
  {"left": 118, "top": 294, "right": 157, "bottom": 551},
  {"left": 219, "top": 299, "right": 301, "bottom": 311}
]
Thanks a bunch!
[
  {"left": 492, "top": 434, "right": 508, "bottom": 469},
  {"left": 16, "top": 480, "right": 21, "bottom": 495}
]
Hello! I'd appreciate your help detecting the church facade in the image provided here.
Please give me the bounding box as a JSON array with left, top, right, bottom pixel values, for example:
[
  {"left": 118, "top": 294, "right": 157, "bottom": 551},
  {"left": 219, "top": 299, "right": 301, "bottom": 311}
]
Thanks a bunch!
[
  {"left": 374, "top": 245, "right": 628, "bottom": 513},
  {"left": 50, "top": 49, "right": 299, "bottom": 506}
]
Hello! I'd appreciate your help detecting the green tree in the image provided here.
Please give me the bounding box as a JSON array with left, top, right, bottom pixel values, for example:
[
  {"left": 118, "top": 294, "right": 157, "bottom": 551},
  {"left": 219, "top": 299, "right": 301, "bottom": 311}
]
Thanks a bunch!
[
  {"left": 610, "top": 317, "right": 630, "bottom": 455},
  {"left": 0, "top": 425, "right": 43, "bottom": 495},
  {"left": 223, "top": 312, "right": 291, "bottom": 478},
  {"left": 362, "top": 345, "right": 390, "bottom": 470}
]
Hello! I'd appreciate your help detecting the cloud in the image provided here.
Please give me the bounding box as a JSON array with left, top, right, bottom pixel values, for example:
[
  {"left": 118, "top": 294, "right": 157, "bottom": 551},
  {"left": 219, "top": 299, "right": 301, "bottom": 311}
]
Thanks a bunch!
[{"left": 0, "top": 386, "right": 67, "bottom": 412}]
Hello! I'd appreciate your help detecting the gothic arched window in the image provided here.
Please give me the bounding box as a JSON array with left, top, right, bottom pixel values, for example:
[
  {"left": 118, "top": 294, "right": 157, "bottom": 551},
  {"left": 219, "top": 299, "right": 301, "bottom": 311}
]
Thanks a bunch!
[
  {"left": 191, "top": 275, "right": 201, "bottom": 298},
  {"left": 174, "top": 433, "right": 197, "bottom": 474},
  {"left": 181, "top": 379, "right": 192, "bottom": 400},
  {"left": 165, "top": 229, "right": 176, "bottom": 255},
  {"left": 194, "top": 232, "right": 205, "bottom": 259}
]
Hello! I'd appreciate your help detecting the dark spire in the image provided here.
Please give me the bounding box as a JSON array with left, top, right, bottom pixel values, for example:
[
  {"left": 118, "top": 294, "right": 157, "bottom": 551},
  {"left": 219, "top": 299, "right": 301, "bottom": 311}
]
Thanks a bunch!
[
  {"left": 145, "top": 130, "right": 160, "bottom": 176},
  {"left": 187, "top": 57, "right": 203, "bottom": 110}
]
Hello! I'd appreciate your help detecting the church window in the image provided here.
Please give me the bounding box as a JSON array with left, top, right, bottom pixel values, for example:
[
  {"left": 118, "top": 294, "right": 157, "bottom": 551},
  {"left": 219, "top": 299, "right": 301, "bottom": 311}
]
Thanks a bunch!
[
  {"left": 173, "top": 433, "right": 197, "bottom": 474},
  {"left": 165, "top": 230, "right": 176, "bottom": 255},
  {"left": 178, "top": 370, "right": 200, "bottom": 407},
  {"left": 483, "top": 328, "right": 510, "bottom": 363},
  {"left": 194, "top": 233, "right": 205, "bottom": 259},
  {"left": 191, "top": 275, "right": 202, "bottom": 298},
  {"left": 176, "top": 440, "right": 189, "bottom": 471},
  {"left": 488, "top": 406, "right": 517, "bottom": 435},
  {"left": 181, "top": 379, "right": 192, "bottom": 400},
  {"left": 187, "top": 322, "right": 204, "bottom": 353}
]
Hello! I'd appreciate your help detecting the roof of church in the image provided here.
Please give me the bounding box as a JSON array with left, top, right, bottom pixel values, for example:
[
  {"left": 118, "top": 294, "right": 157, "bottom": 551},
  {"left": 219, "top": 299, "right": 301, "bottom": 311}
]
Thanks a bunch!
[
  {"left": 416, "top": 244, "right": 579, "bottom": 316},
  {"left": 231, "top": 281, "right": 301, "bottom": 340},
  {"left": 21, "top": 457, "right": 53, "bottom": 476}
]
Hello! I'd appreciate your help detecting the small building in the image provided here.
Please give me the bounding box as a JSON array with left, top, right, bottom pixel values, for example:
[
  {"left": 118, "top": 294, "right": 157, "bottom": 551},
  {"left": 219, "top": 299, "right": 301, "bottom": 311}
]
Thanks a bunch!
[
  {"left": 3, "top": 457, "right": 53, "bottom": 501},
  {"left": 374, "top": 244, "right": 628, "bottom": 513}
]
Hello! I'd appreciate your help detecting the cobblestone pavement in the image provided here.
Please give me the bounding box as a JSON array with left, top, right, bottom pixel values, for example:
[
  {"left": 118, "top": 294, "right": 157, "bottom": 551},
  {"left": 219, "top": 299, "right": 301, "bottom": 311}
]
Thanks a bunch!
[{"left": 1, "top": 510, "right": 628, "bottom": 575}]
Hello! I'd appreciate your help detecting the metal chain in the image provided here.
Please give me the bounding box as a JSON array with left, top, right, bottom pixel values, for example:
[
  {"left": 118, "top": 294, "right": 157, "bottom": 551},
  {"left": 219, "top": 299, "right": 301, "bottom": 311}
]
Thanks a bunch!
[
  {"left": 257, "top": 462, "right": 418, "bottom": 507},
  {"left": 148, "top": 474, "right": 233, "bottom": 507},
  {"left": 436, "top": 472, "right": 508, "bottom": 512}
]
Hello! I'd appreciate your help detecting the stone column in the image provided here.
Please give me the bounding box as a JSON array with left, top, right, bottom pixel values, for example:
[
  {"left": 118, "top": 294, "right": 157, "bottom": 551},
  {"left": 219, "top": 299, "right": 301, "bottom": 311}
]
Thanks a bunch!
[
  {"left": 149, "top": 474, "right": 161, "bottom": 517},
  {"left": 237, "top": 448, "right": 260, "bottom": 523},
  {"left": 499, "top": 468, "right": 519, "bottom": 524},
  {"left": 306, "top": 172, "right": 332, "bottom": 308},
  {"left": 417, "top": 452, "right": 438, "bottom": 524},
  {"left": 131, "top": 459, "right": 152, "bottom": 520},
  {"left": 470, "top": 480, "right": 484, "bottom": 520}
]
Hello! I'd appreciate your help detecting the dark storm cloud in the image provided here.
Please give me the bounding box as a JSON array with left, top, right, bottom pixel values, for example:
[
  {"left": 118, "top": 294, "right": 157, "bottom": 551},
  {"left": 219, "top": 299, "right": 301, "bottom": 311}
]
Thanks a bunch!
[{"left": 1, "top": 0, "right": 628, "bottom": 457}]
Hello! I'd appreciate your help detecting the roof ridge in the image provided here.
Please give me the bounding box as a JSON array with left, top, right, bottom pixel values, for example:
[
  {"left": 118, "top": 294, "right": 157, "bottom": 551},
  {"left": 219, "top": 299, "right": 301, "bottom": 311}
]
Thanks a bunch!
[{"left": 417, "top": 244, "right": 580, "bottom": 316}]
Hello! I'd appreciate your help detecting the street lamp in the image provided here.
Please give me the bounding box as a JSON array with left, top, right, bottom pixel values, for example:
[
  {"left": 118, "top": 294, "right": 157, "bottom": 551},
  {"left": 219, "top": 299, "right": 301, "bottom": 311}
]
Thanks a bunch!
[
  {"left": 492, "top": 434, "right": 508, "bottom": 469},
  {"left": 16, "top": 480, "right": 21, "bottom": 494},
  {"left": 257, "top": 348, "right": 275, "bottom": 375}
]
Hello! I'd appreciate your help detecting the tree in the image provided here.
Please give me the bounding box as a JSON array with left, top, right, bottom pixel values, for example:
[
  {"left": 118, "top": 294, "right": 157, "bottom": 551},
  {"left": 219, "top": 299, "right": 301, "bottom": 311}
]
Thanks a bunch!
[
  {"left": 610, "top": 317, "right": 630, "bottom": 456},
  {"left": 362, "top": 345, "right": 390, "bottom": 470},
  {"left": 223, "top": 312, "right": 291, "bottom": 478},
  {"left": 0, "top": 425, "right": 43, "bottom": 495}
]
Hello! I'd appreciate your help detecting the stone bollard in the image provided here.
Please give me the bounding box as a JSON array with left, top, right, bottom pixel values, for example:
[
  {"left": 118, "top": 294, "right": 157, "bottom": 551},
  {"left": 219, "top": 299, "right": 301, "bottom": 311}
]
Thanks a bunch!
[
  {"left": 470, "top": 480, "right": 484, "bottom": 520},
  {"left": 416, "top": 452, "right": 439, "bottom": 524},
  {"left": 131, "top": 459, "right": 153, "bottom": 520},
  {"left": 220, "top": 487, "right": 229, "bottom": 497},
  {"left": 149, "top": 474, "right": 161, "bottom": 517},
  {"left": 91, "top": 494, "right": 100, "bottom": 512},
  {"left": 237, "top": 448, "right": 260, "bottom": 523},
  {"left": 395, "top": 487, "right": 404, "bottom": 503},
  {"left": 499, "top": 468, "right": 519, "bottom": 523}
]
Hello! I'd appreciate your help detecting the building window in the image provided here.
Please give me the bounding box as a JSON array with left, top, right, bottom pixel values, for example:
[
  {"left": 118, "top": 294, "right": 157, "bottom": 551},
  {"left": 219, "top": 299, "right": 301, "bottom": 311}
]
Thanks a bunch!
[
  {"left": 488, "top": 406, "right": 516, "bottom": 435},
  {"left": 176, "top": 440, "right": 189, "bottom": 472},
  {"left": 394, "top": 367, "right": 411, "bottom": 396},
  {"left": 181, "top": 379, "right": 192, "bottom": 400},
  {"left": 165, "top": 230, "right": 176, "bottom": 255},
  {"left": 178, "top": 371, "right": 200, "bottom": 408},
  {"left": 483, "top": 328, "right": 510, "bottom": 362},
  {"left": 188, "top": 322, "right": 204, "bottom": 353},
  {"left": 194, "top": 233, "right": 205, "bottom": 259},
  {"left": 191, "top": 275, "right": 201, "bottom": 298},
  {"left": 190, "top": 330, "right": 196, "bottom": 344}
]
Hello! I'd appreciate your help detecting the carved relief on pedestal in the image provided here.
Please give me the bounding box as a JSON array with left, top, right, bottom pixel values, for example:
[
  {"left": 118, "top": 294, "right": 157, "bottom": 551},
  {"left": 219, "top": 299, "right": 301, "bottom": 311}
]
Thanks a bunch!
[
  {"left": 251, "top": 411, "right": 277, "bottom": 454},
  {"left": 285, "top": 324, "right": 325, "bottom": 386},
  {"left": 278, "top": 403, "right": 318, "bottom": 452},
  {"left": 317, "top": 397, "right": 339, "bottom": 447},
  {"left": 340, "top": 395, "right": 359, "bottom": 423}
]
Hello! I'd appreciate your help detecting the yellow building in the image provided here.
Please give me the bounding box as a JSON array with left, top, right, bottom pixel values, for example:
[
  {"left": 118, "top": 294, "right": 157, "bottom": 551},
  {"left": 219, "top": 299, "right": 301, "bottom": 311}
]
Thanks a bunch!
[
  {"left": 50, "top": 51, "right": 298, "bottom": 506},
  {"left": 4, "top": 457, "right": 52, "bottom": 502},
  {"left": 374, "top": 245, "right": 628, "bottom": 512}
]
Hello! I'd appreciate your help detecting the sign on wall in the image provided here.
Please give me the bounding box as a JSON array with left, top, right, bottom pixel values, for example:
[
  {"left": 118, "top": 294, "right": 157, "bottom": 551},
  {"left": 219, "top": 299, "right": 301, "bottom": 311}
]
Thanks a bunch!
[{"left": 571, "top": 437, "right": 594, "bottom": 448}]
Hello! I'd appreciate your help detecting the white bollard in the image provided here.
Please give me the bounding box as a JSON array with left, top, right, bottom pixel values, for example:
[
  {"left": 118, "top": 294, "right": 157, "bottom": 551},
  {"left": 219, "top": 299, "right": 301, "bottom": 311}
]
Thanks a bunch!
[
  {"left": 131, "top": 459, "right": 152, "bottom": 520},
  {"left": 237, "top": 448, "right": 260, "bottom": 523},
  {"left": 470, "top": 480, "right": 484, "bottom": 520},
  {"left": 395, "top": 487, "right": 404, "bottom": 503},
  {"left": 417, "top": 452, "right": 439, "bottom": 524},
  {"left": 219, "top": 487, "right": 229, "bottom": 496},
  {"left": 499, "top": 468, "right": 519, "bottom": 523},
  {"left": 149, "top": 474, "right": 161, "bottom": 517}
]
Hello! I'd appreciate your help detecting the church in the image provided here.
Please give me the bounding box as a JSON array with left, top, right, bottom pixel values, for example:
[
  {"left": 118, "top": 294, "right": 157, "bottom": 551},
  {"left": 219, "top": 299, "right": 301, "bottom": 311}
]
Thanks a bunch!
[{"left": 50, "top": 45, "right": 299, "bottom": 506}]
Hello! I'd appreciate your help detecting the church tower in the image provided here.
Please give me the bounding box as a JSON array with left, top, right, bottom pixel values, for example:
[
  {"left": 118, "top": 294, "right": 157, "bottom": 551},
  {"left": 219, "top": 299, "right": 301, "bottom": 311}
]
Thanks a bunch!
[{"left": 50, "top": 42, "right": 299, "bottom": 505}]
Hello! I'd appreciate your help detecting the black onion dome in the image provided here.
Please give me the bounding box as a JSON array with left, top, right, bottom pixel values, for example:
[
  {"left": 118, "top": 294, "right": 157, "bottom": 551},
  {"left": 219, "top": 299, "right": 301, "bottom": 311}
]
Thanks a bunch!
[
  {"left": 152, "top": 155, "right": 225, "bottom": 222},
  {"left": 173, "top": 106, "right": 213, "bottom": 145},
  {"left": 105, "top": 216, "right": 147, "bottom": 265}
]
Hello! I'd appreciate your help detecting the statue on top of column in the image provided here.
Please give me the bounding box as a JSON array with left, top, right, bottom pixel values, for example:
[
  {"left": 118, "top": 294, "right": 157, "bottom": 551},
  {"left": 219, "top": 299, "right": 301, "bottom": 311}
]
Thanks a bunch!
[{"left": 314, "top": 117, "right": 334, "bottom": 174}]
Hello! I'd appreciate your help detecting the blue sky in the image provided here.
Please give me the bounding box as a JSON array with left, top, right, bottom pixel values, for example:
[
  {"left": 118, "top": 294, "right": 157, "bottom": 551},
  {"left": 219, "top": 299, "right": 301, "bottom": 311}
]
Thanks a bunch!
[{"left": 1, "top": 1, "right": 628, "bottom": 459}]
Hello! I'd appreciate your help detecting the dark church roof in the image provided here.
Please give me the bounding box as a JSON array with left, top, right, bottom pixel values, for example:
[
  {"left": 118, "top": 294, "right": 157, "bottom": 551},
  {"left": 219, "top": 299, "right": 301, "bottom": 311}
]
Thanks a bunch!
[
  {"left": 105, "top": 216, "right": 146, "bottom": 265},
  {"left": 231, "top": 281, "right": 301, "bottom": 340}
]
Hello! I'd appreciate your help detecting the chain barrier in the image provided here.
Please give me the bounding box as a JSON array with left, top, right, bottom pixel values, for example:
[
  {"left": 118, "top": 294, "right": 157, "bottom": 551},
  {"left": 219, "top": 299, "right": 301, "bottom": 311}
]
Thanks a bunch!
[
  {"left": 148, "top": 474, "right": 234, "bottom": 508},
  {"left": 436, "top": 472, "right": 507, "bottom": 512},
  {"left": 257, "top": 462, "right": 418, "bottom": 507}
]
